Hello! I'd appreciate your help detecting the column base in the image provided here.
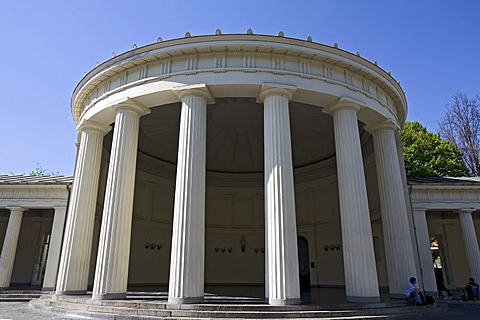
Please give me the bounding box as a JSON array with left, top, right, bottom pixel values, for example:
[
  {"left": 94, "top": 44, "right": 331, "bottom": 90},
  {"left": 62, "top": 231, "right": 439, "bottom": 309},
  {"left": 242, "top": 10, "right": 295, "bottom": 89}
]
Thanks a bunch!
[
  {"left": 268, "top": 298, "right": 301, "bottom": 305},
  {"left": 42, "top": 287, "right": 55, "bottom": 291},
  {"left": 56, "top": 290, "right": 87, "bottom": 295},
  {"left": 346, "top": 295, "right": 381, "bottom": 303},
  {"left": 0, "top": 287, "right": 10, "bottom": 291},
  {"left": 168, "top": 296, "right": 204, "bottom": 304},
  {"left": 91, "top": 292, "right": 126, "bottom": 300}
]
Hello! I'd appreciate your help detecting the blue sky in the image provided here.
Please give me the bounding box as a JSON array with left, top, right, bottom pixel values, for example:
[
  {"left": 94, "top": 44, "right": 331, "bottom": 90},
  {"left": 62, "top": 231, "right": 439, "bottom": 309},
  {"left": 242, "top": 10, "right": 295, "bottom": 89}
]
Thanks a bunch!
[{"left": 0, "top": 1, "right": 478, "bottom": 175}]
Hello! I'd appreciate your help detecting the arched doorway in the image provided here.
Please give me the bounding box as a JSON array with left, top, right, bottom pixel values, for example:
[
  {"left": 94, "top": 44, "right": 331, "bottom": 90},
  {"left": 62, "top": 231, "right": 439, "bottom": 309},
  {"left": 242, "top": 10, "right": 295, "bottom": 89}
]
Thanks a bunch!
[{"left": 297, "top": 236, "right": 310, "bottom": 294}]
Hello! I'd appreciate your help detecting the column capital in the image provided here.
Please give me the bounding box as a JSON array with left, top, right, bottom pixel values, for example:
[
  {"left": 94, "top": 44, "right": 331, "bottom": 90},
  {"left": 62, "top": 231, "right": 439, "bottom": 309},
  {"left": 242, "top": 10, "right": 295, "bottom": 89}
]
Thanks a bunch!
[
  {"left": 364, "top": 119, "right": 399, "bottom": 134},
  {"left": 457, "top": 208, "right": 477, "bottom": 215},
  {"left": 257, "top": 83, "right": 296, "bottom": 103},
  {"left": 322, "top": 97, "right": 362, "bottom": 115},
  {"left": 173, "top": 83, "right": 214, "bottom": 104},
  {"left": 5, "top": 207, "right": 27, "bottom": 213},
  {"left": 76, "top": 120, "right": 111, "bottom": 135},
  {"left": 53, "top": 206, "right": 67, "bottom": 212},
  {"left": 112, "top": 97, "right": 151, "bottom": 116},
  {"left": 412, "top": 208, "right": 427, "bottom": 215}
]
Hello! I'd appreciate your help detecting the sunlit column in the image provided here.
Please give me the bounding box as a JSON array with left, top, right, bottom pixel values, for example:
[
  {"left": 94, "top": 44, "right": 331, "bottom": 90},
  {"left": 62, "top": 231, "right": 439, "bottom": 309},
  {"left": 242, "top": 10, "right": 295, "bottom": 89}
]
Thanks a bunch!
[
  {"left": 323, "top": 99, "right": 380, "bottom": 303},
  {"left": 458, "top": 209, "right": 480, "bottom": 281},
  {"left": 92, "top": 101, "right": 150, "bottom": 300},
  {"left": 42, "top": 206, "right": 67, "bottom": 290},
  {"left": 396, "top": 140, "right": 423, "bottom": 287},
  {"left": 412, "top": 208, "right": 437, "bottom": 294},
  {"left": 366, "top": 120, "right": 417, "bottom": 298},
  {"left": 168, "top": 85, "right": 211, "bottom": 304},
  {"left": 260, "top": 84, "right": 300, "bottom": 305},
  {"left": 0, "top": 207, "right": 26, "bottom": 289},
  {"left": 56, "top": 121, "right": 110, "bottom": 295}
]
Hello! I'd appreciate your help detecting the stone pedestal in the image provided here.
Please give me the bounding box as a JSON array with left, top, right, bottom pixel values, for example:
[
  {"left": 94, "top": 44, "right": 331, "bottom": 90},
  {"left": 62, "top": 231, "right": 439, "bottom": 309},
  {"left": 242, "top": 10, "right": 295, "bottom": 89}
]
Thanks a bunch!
[
  {"left": 412, "top": 209, "right": 437, "bottom": 294},
  {"left": 260, "top": 86, "right": 300, "bottom": 305},
  {"left": 323, "top": 100, "right": 380, "bottom": 303},
  {"left": 56, "top": 121, "right": 110, "bottom": 295},
  {"left": 92, "top": 102, "right": 150, "bottom": 300},
  {"left": 42, "top": 206, "right": 67, "bottom": 290},
  {"left": 367, "top": 121, "right": 416, "bottom": 298},
  {"left": 0, "top": 207, "right": 26, "bottom": 289},
  {"left": 458, "top": 209, "right": 480, "bottom": 281},
  {"left": 168, "top": 86, "right": 210, "bottom": 304}
]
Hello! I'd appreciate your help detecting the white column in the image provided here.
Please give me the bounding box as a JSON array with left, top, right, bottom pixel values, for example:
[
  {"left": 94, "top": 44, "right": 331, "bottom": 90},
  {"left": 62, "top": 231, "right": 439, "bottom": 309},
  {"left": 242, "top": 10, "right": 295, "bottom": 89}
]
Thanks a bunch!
[
  {"left": 168, "top": 85, "right": 210, "bottom": 304},
  {"left": 260, "top": 85, "right": 300, "bottom": 305},
  {"left": 367, "top": 120, "right": 417, "bottom": 298},
  {"left": 396, "top": 140, "right": 423, "bottom": 287},
  {"left": 458, "top": 209, "right": 480, "bottom": 281},
  {"left": 412, "top": 208, "right": 437, "bottom": 294},
  {"left": 42, "top": 206, "right": 67, "bottom": 290},
  {"left": 0, "top": 207, "right": 26, "bottom": 289},
  {"left": 92, "top": 101, "right": 150, "bottom": 300},
  {"left": 56, "top": 121, "right": 110, "bottom": 295},
  {"left": 323, "top": 100, "right": 380, "bottom": 303}
]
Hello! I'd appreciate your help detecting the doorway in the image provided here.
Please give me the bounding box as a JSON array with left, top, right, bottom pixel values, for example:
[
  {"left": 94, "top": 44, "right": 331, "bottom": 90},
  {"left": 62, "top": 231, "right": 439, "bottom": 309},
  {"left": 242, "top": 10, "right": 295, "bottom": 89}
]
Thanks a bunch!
[
  {"left": 297, "top": 236, "right": 310, "bottom": 294},
  {"left": 431, "top": 236, "right": 453, "bottom": 292}
]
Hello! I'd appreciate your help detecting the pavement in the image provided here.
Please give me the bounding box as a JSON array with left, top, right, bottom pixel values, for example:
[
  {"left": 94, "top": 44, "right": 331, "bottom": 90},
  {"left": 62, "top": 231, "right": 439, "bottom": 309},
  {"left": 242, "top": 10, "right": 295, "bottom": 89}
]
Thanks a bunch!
[
  {"left": 1, "top": 287, "right": 479, "bottom": 319},
  {"left": 0, "top": 300, "right": 479, "bottom": 320},
  {"left": 0, "top": 301, "right": 97, "bottom": 319}
]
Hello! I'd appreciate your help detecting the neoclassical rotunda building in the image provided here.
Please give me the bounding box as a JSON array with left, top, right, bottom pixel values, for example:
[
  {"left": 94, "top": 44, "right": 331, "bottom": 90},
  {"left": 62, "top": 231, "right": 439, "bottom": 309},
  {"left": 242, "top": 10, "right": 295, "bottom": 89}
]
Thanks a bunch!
[{"left": 47, "top": 32, "right": 480, "bottom": 306}]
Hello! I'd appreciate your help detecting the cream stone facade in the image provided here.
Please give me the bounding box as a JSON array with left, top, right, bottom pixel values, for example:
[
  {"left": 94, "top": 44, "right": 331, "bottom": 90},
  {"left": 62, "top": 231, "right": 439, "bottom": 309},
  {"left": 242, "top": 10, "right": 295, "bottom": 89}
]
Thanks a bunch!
[
  {"left": 0, "top": 176, "right": 71, "bottom": 290},
  {"left": 1, "top": 33, "right": 479, "bottom": 305}
]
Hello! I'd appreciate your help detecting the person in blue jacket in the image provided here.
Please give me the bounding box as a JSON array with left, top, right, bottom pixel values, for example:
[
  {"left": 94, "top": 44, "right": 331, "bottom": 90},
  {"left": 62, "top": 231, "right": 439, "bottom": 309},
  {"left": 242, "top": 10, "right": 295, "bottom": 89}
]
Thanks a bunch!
[
  {"left": 404, "top": 277, "right": 425, "bottom": 306},
  {"left": 463, "top": 277, "right": 479, "bottom": 301}
]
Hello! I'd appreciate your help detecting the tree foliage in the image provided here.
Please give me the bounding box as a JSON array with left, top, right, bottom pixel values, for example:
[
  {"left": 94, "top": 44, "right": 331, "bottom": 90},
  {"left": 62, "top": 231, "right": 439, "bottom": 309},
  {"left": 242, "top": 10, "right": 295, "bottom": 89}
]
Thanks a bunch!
[
  {"left": 439, "top": 93, "right": 480, "bottom": 176},
  {"left": 401, "top": 121, "right": 468, "bottom": 177},
  {"left": 29, "top": 163, "right": 60, "bottom": 177}
]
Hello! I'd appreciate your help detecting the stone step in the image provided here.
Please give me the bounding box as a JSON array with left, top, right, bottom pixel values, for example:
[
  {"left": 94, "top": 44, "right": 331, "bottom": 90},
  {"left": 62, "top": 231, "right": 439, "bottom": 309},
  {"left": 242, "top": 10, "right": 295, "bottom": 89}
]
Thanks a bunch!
[
  {"left": 30, "top": 295, "right": 443, "bottom": 319},
  {"left": 0, "top": 293, "right": 42, "bottom": 302}
]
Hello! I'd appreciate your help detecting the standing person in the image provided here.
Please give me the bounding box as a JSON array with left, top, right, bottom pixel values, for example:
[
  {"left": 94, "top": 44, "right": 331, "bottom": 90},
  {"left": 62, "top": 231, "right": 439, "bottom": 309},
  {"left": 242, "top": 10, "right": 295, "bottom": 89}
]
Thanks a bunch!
[
  {"left": 463, "top": 278, "right": 479, "bottom": 301},
  {"left": 405, "top": 277, "right": 425, "bottom": 306}
]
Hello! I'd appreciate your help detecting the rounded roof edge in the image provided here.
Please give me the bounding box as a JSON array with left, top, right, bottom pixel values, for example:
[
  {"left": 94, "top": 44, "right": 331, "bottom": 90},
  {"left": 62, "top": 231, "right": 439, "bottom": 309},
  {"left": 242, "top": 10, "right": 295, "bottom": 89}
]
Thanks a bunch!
[{"left": 71, "top": 33, "right": 407, "bottom": 125}]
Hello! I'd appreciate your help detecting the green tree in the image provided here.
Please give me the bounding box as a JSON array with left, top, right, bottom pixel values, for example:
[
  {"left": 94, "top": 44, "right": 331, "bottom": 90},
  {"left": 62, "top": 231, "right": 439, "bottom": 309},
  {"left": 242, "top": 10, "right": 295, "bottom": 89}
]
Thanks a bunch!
[
  {"left": 29, "top": 163, "right": 60, "bottom": 177},
  {"left": 401, "top": 121, "right": 468, "bottom": 177}
]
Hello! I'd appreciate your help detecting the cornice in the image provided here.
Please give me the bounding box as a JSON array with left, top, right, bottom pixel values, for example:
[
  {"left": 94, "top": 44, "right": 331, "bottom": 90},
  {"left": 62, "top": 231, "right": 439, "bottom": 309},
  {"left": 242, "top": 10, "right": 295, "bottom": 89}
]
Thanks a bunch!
[
  {"left": 72, "top": 34, "right": 407, "bottom": 126},
  {"left": 409, "top": 184, "right": 480, "bottom": 191}
]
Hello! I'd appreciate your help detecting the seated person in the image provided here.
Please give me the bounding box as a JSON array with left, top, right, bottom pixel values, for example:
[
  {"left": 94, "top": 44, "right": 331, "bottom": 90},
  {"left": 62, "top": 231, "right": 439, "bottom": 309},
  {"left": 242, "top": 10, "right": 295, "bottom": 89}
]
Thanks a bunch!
[
  {"left": 404, "top": 277, "right": 425, "bottom": 306},
  {"left": 464, "top": 277, "right": 479, "bottom": 301}
]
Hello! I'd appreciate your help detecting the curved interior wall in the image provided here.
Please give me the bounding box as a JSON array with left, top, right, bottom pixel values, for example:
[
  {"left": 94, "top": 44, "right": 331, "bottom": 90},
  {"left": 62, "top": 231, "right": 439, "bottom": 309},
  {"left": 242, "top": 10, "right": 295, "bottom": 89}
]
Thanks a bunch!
[{"left": 84, "top": 104, "right": 391, "bottom": 289}]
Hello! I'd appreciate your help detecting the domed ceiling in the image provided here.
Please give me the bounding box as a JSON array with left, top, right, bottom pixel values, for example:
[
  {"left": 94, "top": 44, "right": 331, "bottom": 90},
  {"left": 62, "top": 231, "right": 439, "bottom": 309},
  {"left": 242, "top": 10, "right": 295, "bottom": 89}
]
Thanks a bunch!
[{"left": 133, "top": 98, "right": 337, "bottom": 175}]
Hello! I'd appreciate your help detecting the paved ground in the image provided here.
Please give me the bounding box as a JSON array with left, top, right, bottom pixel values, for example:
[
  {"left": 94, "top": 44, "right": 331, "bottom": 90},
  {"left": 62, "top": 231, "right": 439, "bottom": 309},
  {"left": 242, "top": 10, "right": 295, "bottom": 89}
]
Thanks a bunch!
[
  {"left": 0, "top": 301, "right": 97, "bottom": 319},
  {"left": 0, "top": 301, "right": 479, "bottom": 319}
]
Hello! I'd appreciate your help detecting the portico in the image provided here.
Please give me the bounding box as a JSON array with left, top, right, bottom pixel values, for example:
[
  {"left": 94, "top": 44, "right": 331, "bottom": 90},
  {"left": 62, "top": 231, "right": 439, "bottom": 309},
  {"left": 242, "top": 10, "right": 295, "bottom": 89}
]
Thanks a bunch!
[
  {"left": 56, "top": 33, "right": 419, "bottom": 305},
  {"left": 409, "top": 178, "right": 480, "bottom": 294},
  {"left": 0, "top": 176, "right": 71, "bottom": 290}
]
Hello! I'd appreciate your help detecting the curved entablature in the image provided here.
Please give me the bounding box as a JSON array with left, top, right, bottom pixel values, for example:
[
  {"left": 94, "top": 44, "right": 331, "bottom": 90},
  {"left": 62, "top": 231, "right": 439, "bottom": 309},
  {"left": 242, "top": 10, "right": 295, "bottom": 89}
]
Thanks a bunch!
[{"left": 72, "top": 34, "right": 407, "bottom": 127}]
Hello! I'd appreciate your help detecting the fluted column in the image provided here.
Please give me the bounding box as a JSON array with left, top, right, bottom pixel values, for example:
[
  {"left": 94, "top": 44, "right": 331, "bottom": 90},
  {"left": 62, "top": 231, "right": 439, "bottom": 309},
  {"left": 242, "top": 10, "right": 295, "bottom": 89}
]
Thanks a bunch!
[
  {"left": 323, "top": 99, "right": 380, "bottom": 303},
  {"left": 366, "top": 120, "right": 416, "bottom": 298},
  {"left": 42, "top": 206, "right": 67, "bottom": 290},
  {"left": 412, "top": 208, "right": 437, "bottom": 294},
  {"left": 92, "top": 101, "right": 150, "bottom": 300},
  {"left": 0, "top": 207, "right": 26, "bottom": 289},
  {"left": 458, "top": 209, "right": 480, "bottom": 281},
  {"left": 168, "top": 85, "right": 210, "bottom": 304},
  {"left": 56, "top": 121, "right": 110, "bottom": 295},
  {"left": 396, "top": 139, "right": 422, "bottom": 284},
  {"left": 260, "top": 85, "right": 300, "bottom": 305}
]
